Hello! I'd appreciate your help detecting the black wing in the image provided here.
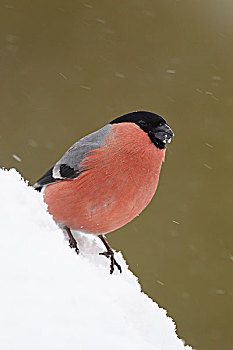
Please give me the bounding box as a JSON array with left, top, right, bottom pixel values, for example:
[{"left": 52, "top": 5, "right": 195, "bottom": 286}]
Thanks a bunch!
[{"left": 34, "top": 164, "right": 78, "bottom": 192}]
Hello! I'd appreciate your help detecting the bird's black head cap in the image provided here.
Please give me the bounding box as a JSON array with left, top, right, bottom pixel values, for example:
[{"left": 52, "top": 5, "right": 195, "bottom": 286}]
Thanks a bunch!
[{"left": 110, "top": 111, "right": 174, "bottom": 149}]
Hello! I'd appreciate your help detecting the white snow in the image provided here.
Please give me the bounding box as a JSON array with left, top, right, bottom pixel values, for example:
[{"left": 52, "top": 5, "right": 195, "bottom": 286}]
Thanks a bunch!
[{"left": 0, "top": 168, "right": 192, "bottom": 350}]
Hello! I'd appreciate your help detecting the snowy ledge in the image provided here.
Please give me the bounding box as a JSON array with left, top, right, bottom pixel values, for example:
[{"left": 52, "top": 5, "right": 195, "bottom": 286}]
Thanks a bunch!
[{"left": 0, "top": 169, "right": 191, "bottom": 350}]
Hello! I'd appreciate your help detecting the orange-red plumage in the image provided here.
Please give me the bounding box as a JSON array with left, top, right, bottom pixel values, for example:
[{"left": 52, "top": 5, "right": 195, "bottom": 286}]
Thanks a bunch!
[{"left": 44, "top": 123, "right": 165, "bottom": 234}]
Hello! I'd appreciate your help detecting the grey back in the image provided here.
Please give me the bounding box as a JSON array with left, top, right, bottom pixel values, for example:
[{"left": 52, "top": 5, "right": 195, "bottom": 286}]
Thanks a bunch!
[
  {"left": 34, "top": 124, "right": 112, "bottom": 189},
  {"left": 55, "top": 124, "right": 111, "bottom": 171}
]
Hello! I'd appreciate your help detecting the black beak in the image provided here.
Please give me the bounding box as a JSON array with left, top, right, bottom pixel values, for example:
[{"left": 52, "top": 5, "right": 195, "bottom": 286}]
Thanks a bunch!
[{"left": 154, "top": 124, "right": 174, "bottom": 144}]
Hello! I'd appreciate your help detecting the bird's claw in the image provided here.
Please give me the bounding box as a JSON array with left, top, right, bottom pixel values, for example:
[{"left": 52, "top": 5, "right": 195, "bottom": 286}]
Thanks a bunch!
[
  {"left": 99, "top": 250, "right": 122, "bottom": 274},
  {"left": 69, "top": 239, "right": 79, "bottom": 255}
]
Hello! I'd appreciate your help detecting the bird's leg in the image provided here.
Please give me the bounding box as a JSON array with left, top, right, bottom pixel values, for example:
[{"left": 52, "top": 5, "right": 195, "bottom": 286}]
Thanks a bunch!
[
  {"left": 63, "top": 226, "right": 79, "bottom": 255},
  {"left": 98, "top": 235, "right": 122, "bottom": 274}
]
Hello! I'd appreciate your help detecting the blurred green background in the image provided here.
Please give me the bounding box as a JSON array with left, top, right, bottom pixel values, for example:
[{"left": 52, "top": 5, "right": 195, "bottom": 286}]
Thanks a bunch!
[{"left": 1, "top": 1, "right": 233, "bottom": 349}]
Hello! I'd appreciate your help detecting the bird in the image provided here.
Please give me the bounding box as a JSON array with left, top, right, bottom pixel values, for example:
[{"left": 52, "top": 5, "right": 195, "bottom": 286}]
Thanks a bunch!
[{"left": 34, "top": 111, "right": 174, "bottom": 274}]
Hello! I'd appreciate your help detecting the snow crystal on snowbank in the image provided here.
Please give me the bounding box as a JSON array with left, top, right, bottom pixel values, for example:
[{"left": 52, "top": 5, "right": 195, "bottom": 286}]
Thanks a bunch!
[{"left": 0, "top": 169, "right": 191, "bottom": 350}]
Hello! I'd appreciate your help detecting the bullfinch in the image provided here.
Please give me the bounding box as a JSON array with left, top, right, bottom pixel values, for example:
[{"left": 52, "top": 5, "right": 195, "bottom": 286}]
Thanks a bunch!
[{"left": 34, "top": 111, "right": 174, "bottom": 274}]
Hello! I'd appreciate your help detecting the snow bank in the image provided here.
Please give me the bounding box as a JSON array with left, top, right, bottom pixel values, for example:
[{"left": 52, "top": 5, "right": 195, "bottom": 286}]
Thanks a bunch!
[{"left": 0, "top": 169, "right": 191, "bottom": 350}]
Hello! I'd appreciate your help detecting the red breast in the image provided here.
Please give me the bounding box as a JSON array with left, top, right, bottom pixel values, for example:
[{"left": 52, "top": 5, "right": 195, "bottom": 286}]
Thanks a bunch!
[{"left": 44, "top": 123, "right": 165, "bottom": 234}]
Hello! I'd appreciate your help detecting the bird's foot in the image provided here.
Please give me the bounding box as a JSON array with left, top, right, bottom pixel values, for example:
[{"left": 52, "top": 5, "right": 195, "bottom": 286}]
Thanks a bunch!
[
  {"left": 63, "top": 226, "right": 79, "bottom": 255},
  {"left": 99, "top": 249, "right": 122, "bottom": 274},
  {"left": 69, "top": 239, "right": 79, "bottom": 255}
]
